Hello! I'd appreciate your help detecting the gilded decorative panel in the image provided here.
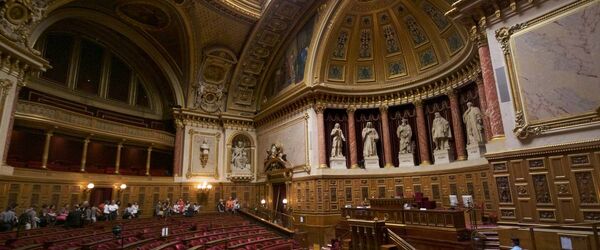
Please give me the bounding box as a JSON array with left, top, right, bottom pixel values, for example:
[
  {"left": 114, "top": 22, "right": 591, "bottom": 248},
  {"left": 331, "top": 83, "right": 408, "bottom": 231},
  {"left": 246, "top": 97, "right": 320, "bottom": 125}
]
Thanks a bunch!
[
  {"left": 386, "top": 58, "right": 407, "bottom": 79},
  {"left": 328, "top": 64, "right": 345, "bottom": 82},
  {"left": 495, "top": 1, "right": 600, "bottom": 139},
  {"left": 356, "top": 64, "right": 375, "bottom": 82},
  {"left": 417, "top": 47, "right": 437, "bottom": 70}
]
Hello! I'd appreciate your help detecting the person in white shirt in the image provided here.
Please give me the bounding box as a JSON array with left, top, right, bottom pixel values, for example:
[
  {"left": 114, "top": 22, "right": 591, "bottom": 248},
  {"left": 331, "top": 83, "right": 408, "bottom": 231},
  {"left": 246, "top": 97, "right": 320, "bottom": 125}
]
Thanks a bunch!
[
  {"left": 103, "top": 201, "right": 110, "bottom": 221},
  {"left": 131, "top": 202, "right": 139, "bottom": 218},
  {"left": 108, "top": 200, "right": 118, "bottom": 220}
]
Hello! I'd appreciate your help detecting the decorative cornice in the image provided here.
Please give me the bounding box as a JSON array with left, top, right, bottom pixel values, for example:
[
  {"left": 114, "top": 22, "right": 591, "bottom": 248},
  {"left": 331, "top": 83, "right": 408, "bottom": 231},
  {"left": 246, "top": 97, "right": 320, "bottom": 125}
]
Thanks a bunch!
[
  {"left": 254, "top": 97, "right": 313, "bottom": 128},
  {"left": 485, "top": 139, "right": 600, "bottom": 161},
  {"left": 173, "top": 108, "right": 257, "bottom": 131},
  {"left": 446, "top": 0, "right": 550, "bottom": 28}
]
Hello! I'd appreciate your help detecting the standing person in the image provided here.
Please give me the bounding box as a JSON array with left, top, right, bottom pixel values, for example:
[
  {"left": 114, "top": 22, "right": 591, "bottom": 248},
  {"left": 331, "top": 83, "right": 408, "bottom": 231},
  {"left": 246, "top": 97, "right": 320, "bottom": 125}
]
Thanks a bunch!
[
  {"left": 47, "top": 205, "right": 57, "bottom": 226},
  {"left": 0, "top": 204, "right": 17, "bottom": 232},
  {"left": 217, "top": 199, "right": 225, "bottom": 213},
  {"left": 90, "top": 204, "right": 99, "bottom": 223},
  {"left": 225, "top": 197, "right": 234, "bottom": 213},
  {"left": 23, "top": 205, "right": 38, "bottom": 229},
  {"left": 82, "top": 201, "right": 92, "bottom": 226},
  {"left": 107, "top": 200, "right": 118, "bottom": 221},
  {"left": 103, "top": 200, "right": 110, "bottom": 221},
  {"left": 233, "top": 199, "right": 240, "bottom": 214}
]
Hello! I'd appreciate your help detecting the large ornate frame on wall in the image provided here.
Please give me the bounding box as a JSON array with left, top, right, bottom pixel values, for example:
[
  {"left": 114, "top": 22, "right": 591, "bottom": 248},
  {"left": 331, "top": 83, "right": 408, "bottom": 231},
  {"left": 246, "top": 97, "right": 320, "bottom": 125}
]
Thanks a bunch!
[
  {"left": 495, "top": 0, "right": 600, "bottom": 140},
  {"left": 186, "top": 129, "right": 220, "bottom": 179}
]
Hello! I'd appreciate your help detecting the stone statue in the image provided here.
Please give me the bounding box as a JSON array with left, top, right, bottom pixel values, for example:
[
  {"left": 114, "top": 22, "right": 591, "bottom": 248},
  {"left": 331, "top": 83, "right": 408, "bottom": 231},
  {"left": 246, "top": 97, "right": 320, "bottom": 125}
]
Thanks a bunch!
[
  {"left": 463, "top": 102, "right": 484, "bottom": 145},
  {"left": 361, "top": 122, "right": 379, "bottom": 157},
  {"left": 431, "top": 112, "right": 452, "bottom": 150},
  {"left": 200, "top": 139, "right": 210, "bottom": 154},
  {"left": 231, "top": 140, "right": 249, "bottom": 170},
  {"left": 330, "top": 123, "right": 346, "bottom": 158},
  {"left": 396, "top": 118, "right": 412, "bottom": 153}
]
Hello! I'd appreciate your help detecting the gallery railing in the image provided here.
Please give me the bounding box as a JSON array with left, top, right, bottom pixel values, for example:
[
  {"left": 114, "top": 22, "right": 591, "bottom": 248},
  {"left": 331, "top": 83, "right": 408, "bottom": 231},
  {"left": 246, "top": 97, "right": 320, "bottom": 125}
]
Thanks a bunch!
[
  {"left": 243, "top": 207, "right": 295, "bottom": 231},
  {"left": 342, "top": 207, "right": 466, "bottom": 231}
]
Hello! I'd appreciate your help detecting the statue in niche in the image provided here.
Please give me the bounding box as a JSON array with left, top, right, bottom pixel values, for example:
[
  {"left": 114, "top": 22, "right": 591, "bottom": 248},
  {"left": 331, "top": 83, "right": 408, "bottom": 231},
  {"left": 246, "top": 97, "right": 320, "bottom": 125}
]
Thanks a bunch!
[
  {"left": 231, "top": 140, "right": 249, "bottom": 170},
  {"left": 396, "top": 118, "right": 412, "bottom": 154},
  {"left": 330, "top": 123, "right": 346, "bottom": 158},
  {"left": 362, "top": 122, "right": 379, "bottom": 157},
  {"left": 431, "top": 112, "right": 452, "bottom": 150},
  {"left": 463, "top": 102, "right": 484, "bottom": 145}
]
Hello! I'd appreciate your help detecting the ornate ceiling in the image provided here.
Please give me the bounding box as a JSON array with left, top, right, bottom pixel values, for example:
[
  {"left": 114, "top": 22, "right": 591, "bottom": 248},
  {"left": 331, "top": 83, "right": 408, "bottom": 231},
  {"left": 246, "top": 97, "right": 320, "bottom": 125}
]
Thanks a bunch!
[
  {"left": 318, "top": 0, "right": 471, "bottom": 92},
  {"left": 20, "top": 0, "right": 476, "bottom": 119}
]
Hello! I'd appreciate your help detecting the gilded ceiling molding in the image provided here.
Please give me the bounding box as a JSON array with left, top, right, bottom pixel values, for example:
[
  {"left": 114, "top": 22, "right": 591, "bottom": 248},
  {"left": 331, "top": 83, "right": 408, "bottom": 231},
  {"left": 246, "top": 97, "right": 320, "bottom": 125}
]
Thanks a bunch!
[
  {"left": 226, "top": 0, "right": 318, "bottom": 116},
  {"left": 173, "top": 108, "right": 256, "bottom": 131},
  {"left": 446, "top": 0, "right": 549, "bottom": 27},
  {"left": 203, "top": 0, "right": 262, "bottom": 23},
  {"left": 254, "top": 98, "right": 313, "bottom": 128}
]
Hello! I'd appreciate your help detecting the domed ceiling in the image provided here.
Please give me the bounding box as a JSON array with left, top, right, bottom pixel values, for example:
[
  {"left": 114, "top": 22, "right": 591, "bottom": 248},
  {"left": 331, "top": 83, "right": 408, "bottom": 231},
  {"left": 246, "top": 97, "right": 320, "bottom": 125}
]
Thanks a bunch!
[{"left": 319, "top": 0, "right": 471, "bottom": 91}]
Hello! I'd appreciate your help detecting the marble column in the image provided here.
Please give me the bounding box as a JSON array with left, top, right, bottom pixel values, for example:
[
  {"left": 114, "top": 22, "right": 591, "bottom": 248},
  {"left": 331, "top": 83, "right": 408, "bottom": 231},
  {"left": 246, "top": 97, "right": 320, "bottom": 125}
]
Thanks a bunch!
[
  {"left": 41, "top": 130, "right": 53, "bottom": 169},
  {"left": 173, "top": 119, "right": 184, "bottom": 177},
  {"left": 315, "top": 104, "right": 327, "bottom": 168},
  {"left": 114, "top": 142, "right": 123, "bottom": 174},
  {"left": 80, "top": 138, "right": 90, "bottom": 172},
  {"left": 474, "top": 32, "right": 505, "bottom": 139},
  {"left": 379, "top": 105, "right": 393, "bottom": 168},
  {"left": 346, "top": 107, "right": 358, "bottom": 169},
  {"left": 447, "top": 90, "right": 467, "bottom": 161},
  {"left": 414, "top": 101, "right": 431, "bottom": 165},
  {"left": 145, "top": 146, "right": 153, "bottom": 176},
  {"left": 476, "top": 77, "right": 493, "bottom": 141}
]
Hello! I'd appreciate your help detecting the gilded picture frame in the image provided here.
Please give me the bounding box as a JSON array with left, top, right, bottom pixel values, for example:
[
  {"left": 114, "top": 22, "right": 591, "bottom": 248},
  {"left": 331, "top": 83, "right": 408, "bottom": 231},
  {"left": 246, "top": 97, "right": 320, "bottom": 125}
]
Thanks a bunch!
[{"left": 495, "top": 0, "right": 600, "bottom": 140}]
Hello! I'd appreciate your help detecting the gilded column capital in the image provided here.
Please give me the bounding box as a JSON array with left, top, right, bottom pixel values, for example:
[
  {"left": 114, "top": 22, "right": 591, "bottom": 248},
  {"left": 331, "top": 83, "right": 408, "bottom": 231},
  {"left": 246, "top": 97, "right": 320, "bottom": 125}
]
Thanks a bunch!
[
  {"left": 346, "top": 106, "right": 356, "bottom": 114},
  {"left": 445, "top": 88, "right": 457, "bottom": 98},
  {"left": 378, "top": 104, "right": 388, "bottom": 113},
  {"left": 313, "top": 103, "right": 325, "bottom": 114},
  {"left": 469, "top": 25, "right": 488, "bottom": 48},
  {"left": 413, "top": 99, "right": 423, "bottom": 108}
]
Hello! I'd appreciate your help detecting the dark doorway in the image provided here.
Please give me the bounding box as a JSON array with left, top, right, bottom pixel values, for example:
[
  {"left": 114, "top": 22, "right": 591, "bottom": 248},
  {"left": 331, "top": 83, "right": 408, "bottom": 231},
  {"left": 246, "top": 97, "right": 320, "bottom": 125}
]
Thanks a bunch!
[
  {"left": 89, "top": 188, "right": 112, "bottom": 206},
  {"left": 272, "top": 182, "right": 287, "bottom": 213}
]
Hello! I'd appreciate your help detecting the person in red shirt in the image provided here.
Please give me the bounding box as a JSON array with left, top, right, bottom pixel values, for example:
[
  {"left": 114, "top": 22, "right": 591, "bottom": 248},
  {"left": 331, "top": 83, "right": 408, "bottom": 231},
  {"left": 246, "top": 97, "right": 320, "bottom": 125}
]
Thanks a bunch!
[{"left": 225, "top": 197, "right": 234, "bottom": 213}]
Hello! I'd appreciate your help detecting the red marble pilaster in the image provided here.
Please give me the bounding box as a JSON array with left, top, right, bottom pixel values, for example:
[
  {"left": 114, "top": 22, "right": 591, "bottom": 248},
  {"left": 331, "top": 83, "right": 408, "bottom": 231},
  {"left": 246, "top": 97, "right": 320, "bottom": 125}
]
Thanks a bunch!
[
  {"left": 476, "top": 77, "right": 493, "bottom": 141},
  {"left": 478, "top": 44, "right": 505, "bottom": 139},
  {"left": 379, "top": 105, "right": 393, "bottom": 168},
  {"left": 315, "top": 104, "right": 327, "bottom": 168},
  {"left": 172, "top": 120, "right": 184, "bottom": 177},
  {"left": 346, "top": 107, "right": 358, "bottom": 169},
  {"left": 414, "top": 101, "right": 431, "bottom": 165},
  {"left": 447, "top": 90, "right": 467, "bottom": 161}
]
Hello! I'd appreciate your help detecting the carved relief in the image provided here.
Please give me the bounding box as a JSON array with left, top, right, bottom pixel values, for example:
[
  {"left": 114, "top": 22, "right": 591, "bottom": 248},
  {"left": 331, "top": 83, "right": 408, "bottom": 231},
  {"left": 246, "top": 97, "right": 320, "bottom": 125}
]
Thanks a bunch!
[
  {"left": 358, "top": 29, "right": 373, "bottom": 59},
  {"left": 193, "top": 47, "right": 237, "bottom": 113},
  {"left": 493, "top": 162, "right": 507, "bottom": 171},
  {"left": 570, "top": 154, "right": 590, "bottom": 166},
  {"left": 533, "top": 174, "right": 551, "bottom": 204},
  {"left": 574, "top": 172, "right": 598, "bottom": 204},
  {"left": 501, "top": 209, "right": 515, "bottom": 218},
  {"left": 528, "top": 159, "right": 544, "bottom": 169},
  {"left": 496, "top": 176, "right": 512, "bottom": 203},
  {"left": 403, "top": 15, "right": 428, "bottom": 46},
  {"left": 227, "top": 134, "right": 253, "bottom": 182},
  {"left": 382, "top": 24, "right": 400, "bottom": 54},
  {"left": 333, "top": 29, "right": 350, "bottom": 60},
  {"left": 516, "top": 185, "right": 528, "bottom": 196},
  {"left": 0, "top": 0, "right": 48, "bottom": 50},
  {"left": 583, "top": 212, "right": 600, "bottom": 221},
  {"left": 539, "top": 211, "right": 555, "bottom": 220},
  {"left": 556, "top": 183, "right": 570, "bottom": 195}
]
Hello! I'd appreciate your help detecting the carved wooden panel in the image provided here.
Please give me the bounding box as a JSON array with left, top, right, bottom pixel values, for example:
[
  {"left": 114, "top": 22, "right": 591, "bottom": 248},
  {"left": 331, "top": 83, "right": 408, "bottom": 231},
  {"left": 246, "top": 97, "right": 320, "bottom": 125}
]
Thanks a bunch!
[
  {"left": 496, "top": 176, "right": 512, "bottom": 204},
  {"left": 574, "top": 171, "right": 598, "bottom": 204},
  {"left": 532, "top": 174, "right": 551, "bottom": 204},
  {"left": 518, "top": 199, "right": 534, "bottom": 221},
  {"left": 549, "top": 156, "right": 566, "bottom": 179},
  {"left": 510, "top": 160, "right": 526, "bottom": 181},
  {"left": 558, "top": 198, "right": 577, "bottom": 222}
]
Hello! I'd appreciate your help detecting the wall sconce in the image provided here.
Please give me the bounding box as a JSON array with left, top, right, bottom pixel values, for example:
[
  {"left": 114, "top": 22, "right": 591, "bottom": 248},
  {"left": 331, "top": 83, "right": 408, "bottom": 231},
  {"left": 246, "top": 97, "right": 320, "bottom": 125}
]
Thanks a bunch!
[
  {"left": 196, "top": 181, "right": 212, "bottom": 192},
  {"left": 84, "top": 182, "right": 94, "bottom": 193},
  {"left": 260, "top": 199, "right": 266, "bottom": 207},
  {"left": 117, "top": 184, "right": 127, "bottom": 194},
  {"left": 282, "top": 198, "right": 288, "bottom": 205}
]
